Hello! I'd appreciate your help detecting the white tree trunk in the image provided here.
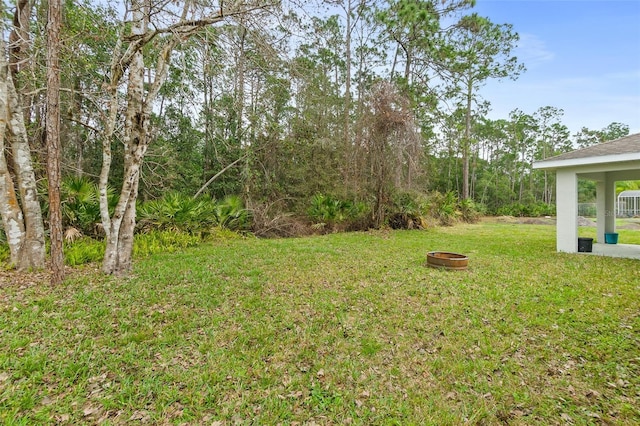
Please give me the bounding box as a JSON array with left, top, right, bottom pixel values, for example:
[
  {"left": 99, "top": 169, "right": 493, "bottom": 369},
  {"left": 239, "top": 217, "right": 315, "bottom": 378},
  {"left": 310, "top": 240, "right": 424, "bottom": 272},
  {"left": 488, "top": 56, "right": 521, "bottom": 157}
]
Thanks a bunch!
[
  {"left": 0, "top": 34, "right": 46, "bottom": 271},
  {"left": 0, "top": 64, "right": 26, "bottom": 267},
  {"left": 102, "top": 2, "right": 147, "bottom": 275},
  {"left": 6, "top": 67, "right": 46, "bottom": 270}
]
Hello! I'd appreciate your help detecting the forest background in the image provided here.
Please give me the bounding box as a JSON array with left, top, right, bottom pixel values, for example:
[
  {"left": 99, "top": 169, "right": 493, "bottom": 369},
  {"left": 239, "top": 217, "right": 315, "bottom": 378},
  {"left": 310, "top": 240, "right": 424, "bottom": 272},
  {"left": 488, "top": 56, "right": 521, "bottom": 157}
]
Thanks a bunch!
[{"left": 0, "top": 0, "right": 635, "bottom": 277}]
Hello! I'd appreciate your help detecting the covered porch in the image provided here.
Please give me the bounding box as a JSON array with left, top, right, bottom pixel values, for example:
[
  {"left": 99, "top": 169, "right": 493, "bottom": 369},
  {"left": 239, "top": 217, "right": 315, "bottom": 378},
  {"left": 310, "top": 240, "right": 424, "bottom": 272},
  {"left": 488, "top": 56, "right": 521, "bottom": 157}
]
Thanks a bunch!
[{"left": 534, "top": 133, "right": 640, "bottom": 257}]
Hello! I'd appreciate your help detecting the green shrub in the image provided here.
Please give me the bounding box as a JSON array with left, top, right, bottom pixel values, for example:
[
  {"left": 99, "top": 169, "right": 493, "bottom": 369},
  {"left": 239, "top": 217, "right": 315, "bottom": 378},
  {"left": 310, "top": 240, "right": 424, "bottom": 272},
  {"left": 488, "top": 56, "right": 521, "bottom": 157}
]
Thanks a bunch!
[
  {"left": 64, "top": 238, "right": 105, "bottom": 266},
  {"left": 214, "top": 195, "right": 252, "bottom": 231},
  {"left": 308, "top": 194, "right": 370, "bottom": 232},
  {"left": 137, "top": 193, "right": 218, "bottom": 234},
  {"left": 62, "top": 229, "right": 227, "bottom": 267},
  {"left": 39, "top": 176, "right": 118, "bottom": 239},
  {"left": 458, "top": 198, "right": 482, "bottom": 223},
  {"left": 0, "top": 227, "right": 9, "bottom": 265},
  {"left": 428, "top": 191, "right": 461, "bottom": 226},
  {"left": 388, "top": 191, "right": 428, "bottom": 229},
  {"left": 137, "top": 193, "right": 251, "bottom": 235},
  {"left": 496, "top": 202, "right": 555, "bottom": 217},
  {"left": 308, "top": 194, "right": 346, "bottom": 226},
  {"left": 133, "top": 230, "right": 202, "bottom": 257}
]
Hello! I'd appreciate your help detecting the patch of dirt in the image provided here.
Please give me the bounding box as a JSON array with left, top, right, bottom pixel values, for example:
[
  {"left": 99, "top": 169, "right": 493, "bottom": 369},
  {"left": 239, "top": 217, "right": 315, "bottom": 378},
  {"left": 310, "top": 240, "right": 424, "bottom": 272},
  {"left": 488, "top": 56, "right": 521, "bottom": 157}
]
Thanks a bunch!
[
  {"left": 482, "top": 216, "right": 556, "bottom": 225},
  {"left": 618, "top": 222, "right": 640, "bottom": 230},
  {"left": 577, "top": 216, "right": 596, "bottom": 227},
  {"left": 0, "top": 264, "right": 100, "bottom": 288},
  {"left": 522, "top": 217, "right": 556, "bottom": 225},
  {"left": 0, "top": 269, "right": 51, "bottom": 288},
  {"left": 482, "top": 215, "right": 640, "bottom": 229}
]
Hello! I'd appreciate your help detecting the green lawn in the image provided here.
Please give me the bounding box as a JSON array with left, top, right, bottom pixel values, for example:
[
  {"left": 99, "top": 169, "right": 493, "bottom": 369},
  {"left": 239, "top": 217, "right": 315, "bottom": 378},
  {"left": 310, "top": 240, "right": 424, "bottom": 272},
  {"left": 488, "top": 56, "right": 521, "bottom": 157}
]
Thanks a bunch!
[{"left": 1, "top": 223, "right": 639, "bottom": 424}]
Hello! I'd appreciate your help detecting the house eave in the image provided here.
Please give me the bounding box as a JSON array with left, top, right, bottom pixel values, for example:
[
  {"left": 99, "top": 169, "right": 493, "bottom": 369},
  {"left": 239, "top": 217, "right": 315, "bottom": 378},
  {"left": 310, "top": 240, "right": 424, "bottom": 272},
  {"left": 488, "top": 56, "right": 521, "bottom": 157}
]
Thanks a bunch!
[{"left": 533, "top": 152, "right": 640, "bottom": 170}]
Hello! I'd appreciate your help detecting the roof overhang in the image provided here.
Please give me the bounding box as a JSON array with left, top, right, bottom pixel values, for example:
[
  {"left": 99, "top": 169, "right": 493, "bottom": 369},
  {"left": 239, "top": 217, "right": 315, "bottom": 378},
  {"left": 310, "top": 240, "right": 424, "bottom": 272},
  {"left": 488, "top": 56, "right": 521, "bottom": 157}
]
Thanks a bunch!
[{"left": 534, "top": 152, "right": 640, "bottom": 170}]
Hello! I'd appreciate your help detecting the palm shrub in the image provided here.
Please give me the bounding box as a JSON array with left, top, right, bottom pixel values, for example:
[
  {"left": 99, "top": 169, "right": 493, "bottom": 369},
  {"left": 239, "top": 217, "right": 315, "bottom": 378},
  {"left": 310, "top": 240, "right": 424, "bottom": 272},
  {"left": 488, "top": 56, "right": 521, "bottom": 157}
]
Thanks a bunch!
[
  {"left": 388, "top": 191, "right": 428, "bottom": 229},
  {"left": 428, "top": 191, "right": 461, "bottom": 226},
  {"left": 308, "top": 194, "right": 345, "bottom": 226},
  {"left": 214, "top": 195, "right": 251, "bottom": 231},
  {"left": 137, "top": 193, "right": 251, "bottom": 235},
  {"left": 458, "top": 198, "right": 483, "bottom": 223},
  {"left": 307, "top": 194, "right": 369, "bottom": 232},
  {"left": 60, "top": 177, "right": 101, "bottom": 237},
  {"left": 41, "top": 176, "right": 117, "bottom": 239},
  {"left": 343, "top": 200, "right": 371, "bottom": 231},
  {"left": 137, "top": 193, "right": 218, "bottom": 234}
]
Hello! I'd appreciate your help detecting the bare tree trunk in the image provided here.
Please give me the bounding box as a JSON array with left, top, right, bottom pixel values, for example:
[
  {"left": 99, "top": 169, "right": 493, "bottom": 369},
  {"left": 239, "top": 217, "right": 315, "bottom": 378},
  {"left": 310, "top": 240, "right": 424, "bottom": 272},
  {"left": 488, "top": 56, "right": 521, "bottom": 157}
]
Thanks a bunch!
[
  {"left": 343, "top": 0, "right": 352, "bottom": 152},
  {"left": 462, "top": 79, "right": 472, "bottom": 200},
  {"left": 102, "top": 2, "right": 147, "bottom": 275},
  {"left": 7, "top": 72, "right": 46, "bottom": 270},
  {"left": 46, "top": 0, "right": 64, "bottom": 284},
  {"left": 0, "top": 32, "right": 46, "bottom": 270},
  {"left": 9, "top": 0, "right": 37, "bottom": 137},
  {"left": 0, "top": 57, "right": 27, "bottom": 267}
]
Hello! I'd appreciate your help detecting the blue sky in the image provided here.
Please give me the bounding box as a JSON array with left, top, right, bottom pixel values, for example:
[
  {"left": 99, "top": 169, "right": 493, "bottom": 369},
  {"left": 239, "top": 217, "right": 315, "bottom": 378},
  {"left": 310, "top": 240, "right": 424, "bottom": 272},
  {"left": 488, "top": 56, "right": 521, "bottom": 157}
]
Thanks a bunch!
[{"left": 472, "top": 0, "right": 640, "bottom": 136}]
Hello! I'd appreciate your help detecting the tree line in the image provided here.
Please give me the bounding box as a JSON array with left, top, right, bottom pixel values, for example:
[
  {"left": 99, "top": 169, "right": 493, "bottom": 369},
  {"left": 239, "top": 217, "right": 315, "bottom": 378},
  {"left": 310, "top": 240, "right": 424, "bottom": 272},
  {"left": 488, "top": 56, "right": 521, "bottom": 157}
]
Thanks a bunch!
[{"left": 0, "top": 0, "right": 631, "bottom": 278}]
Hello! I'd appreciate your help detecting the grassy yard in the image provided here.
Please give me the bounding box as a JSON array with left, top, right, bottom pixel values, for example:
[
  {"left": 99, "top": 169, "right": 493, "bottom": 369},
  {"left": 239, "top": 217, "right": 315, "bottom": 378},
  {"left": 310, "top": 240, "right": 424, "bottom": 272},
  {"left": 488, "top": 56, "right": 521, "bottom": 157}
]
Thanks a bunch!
[{"left": 1, "top": 223, "right": 639, "bottom": 425}]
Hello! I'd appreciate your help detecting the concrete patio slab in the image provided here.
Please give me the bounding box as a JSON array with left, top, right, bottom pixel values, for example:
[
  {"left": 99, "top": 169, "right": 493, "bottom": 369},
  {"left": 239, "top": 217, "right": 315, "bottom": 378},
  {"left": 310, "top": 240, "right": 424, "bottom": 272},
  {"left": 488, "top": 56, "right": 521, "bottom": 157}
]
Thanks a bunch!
[{"left": 583, "top": 243, "right": 640, "bottom": 260}]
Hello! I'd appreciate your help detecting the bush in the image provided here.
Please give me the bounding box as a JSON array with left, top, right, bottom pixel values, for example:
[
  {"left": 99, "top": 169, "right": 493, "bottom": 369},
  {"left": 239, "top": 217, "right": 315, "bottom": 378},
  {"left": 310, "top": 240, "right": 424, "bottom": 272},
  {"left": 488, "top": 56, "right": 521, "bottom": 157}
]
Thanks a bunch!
[
  {"left": 428, "top": 191, "right": 461, "bottom": 226},
  {"left": 64, "top": 238, "right": 105, "bottom": 266},
  {"left": 496, "top": 202, "right": 555, "bottom": 217},
  {"left": 387, "top": 191, "right": 483, "bottom": 228},
  {"left": 134, "top": 231, "right": 202, "bottom": 258},
  {"left": 307, "top": 194, "right": 370, "bottom": 232},
  {"left": 137, "top": 193, "right": 218, "bottom": 234},
  {"left": 388, "top": 191, "right": 428, "bottom": 229},
  {"left": 458, "top": 198, "right": 482, "bottom": 223},
  {"left": 0, "top": 227, "right": 9, "bottom": 265},
  {"left": 214, "top": 195, "right": 252, "bottom": 232},
  {"left": 42, "top": 176, "right": 118, "bottom": 239},
  {"left": 137, "top": 193, "right": 251, "bottom": 235}
]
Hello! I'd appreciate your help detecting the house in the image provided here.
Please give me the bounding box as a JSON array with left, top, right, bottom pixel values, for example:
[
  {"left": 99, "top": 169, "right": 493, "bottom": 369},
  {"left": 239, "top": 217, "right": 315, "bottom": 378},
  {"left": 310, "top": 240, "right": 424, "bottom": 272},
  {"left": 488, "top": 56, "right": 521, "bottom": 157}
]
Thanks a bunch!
[{"left": 533, "top": 133, "right": 640, "bottom": 257}]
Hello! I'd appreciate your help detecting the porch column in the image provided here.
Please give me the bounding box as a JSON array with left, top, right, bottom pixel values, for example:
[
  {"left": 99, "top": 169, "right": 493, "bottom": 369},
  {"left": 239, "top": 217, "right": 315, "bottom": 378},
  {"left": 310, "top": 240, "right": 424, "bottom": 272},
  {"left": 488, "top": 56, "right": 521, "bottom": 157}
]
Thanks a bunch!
[
  {"left": 596, "top": 178, "right": 606, "bottom": 243},
  {"left": 556, "top": 169, "right": 578, "bottom": 252},
  {"left": 604, "top": 174, "right": 616, "bottom": 235}
]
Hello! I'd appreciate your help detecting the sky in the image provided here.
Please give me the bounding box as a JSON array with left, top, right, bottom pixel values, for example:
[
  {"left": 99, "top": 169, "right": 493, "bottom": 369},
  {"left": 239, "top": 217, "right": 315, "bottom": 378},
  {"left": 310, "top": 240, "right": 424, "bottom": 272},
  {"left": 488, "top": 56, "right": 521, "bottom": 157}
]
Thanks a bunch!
[{"left": 471, "top": 0, "right": 640, "bottom": 136}]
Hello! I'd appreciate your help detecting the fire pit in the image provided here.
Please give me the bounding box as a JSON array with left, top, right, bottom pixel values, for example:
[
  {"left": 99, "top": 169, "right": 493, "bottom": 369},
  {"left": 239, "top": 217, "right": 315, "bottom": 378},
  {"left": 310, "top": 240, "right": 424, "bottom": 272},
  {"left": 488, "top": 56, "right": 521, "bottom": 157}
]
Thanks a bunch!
[{"left": 426, "top": 251, "right": 469, "bottom": 270}]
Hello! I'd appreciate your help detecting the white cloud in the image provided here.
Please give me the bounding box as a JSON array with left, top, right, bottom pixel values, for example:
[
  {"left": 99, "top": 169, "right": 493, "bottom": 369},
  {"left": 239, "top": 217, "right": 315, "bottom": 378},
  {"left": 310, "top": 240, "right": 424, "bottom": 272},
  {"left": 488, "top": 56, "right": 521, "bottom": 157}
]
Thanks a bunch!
[{"left": 516, "top": 33, "right": 555, "bottom": 67}]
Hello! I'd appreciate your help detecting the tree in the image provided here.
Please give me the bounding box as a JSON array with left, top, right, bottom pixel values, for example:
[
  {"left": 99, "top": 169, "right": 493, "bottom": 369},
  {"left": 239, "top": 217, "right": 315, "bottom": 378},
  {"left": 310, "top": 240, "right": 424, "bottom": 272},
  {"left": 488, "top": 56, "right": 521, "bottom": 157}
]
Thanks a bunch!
[
  {"left": 574, "top": 122, "right": 630, "bottom": 148},
  {"left": 99, "top": 0, "right": 276, "bottom": 275},
  {"left": 46, "top": 0, "right": 64, "bottom": 284},
  {"left": 532, "top": 106, "right": 570, "bottom": 204},
  {"left": 362, "top": 81, "right": 420, "bottom": 227},
  {"left": 507, "top": 109, "right": 537, "bottom": 202},
  {"left": 377, "top": 0, "right": 473, "bottom": 84},
  {"left": 0, "top": 3, "right": 46, "bottom": 271},
  {"left": 438, "top": 14, "right": 525, "bottom": 199}
]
